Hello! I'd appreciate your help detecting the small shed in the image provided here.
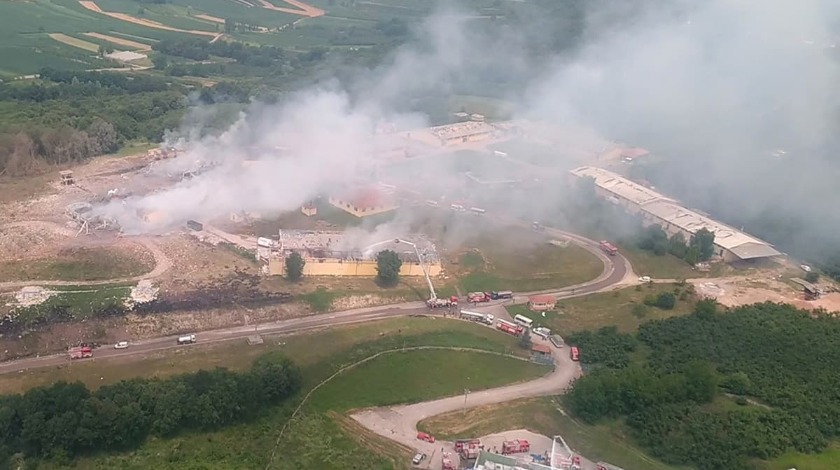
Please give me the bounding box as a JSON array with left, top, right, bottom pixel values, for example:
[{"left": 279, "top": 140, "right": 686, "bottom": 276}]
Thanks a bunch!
[
  {"left": 528, "top": 295, "right": 556, "bottom": 312},
  {"left": 59, "top": 170, "right": 74, "bottom": 185},
  {"left": 301, "top": 202, "right": 317, "bottom": 217},
  {"left": 531, "top": 344, "right": 553, "bottom": 365}
]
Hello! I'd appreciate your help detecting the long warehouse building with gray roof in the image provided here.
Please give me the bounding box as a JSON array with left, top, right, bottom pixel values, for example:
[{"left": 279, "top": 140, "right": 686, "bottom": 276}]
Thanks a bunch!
[{"left": 570, "top": 166, "right": 782, "bottom": 262}]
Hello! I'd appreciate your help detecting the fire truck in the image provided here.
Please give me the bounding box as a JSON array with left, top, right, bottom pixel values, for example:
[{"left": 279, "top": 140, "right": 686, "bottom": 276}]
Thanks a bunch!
[
  {"left": 496, "top": 319, "right": 524, "bottom": 336},
  {"left": 454, "top": 438, "right": 481, "bottom": 453},
  {"left": 68, "top": 346, "right": 93, "bottom": 360},
  {"left": 427, "top": 296, "right": 459, "bottom": 309},
  {"left": 441, "top": 452, "right": 455, "bottom": 470},
  {"left": 501, "top": 439, "right": 530, "bottom": 455},
  {"left": 467, "top": 291, "right": 491, "bottom": 303},
  {"left": 599, "top": 240, "right": 618, "bottom": 256},
  {"left": 570, "top": 346, "right": 580, "bottom": 361},
  {"left": 597, "top": 462, "right": 625, "bottom": 470}
]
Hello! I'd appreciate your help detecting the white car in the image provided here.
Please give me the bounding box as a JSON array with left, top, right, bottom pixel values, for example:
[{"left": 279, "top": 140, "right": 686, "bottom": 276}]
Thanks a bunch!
[
  {"left": 532, "top": 327, "right": 551, "bottom": 339},
  {"left": 412, "top": 452, "right": 426, "bottom": 465},
  {"left": 801, "top": 265, "right": 812, "bottom": 273},
  {"left": 639, "top": 276, "right": 652, "bottom": 283},
  {"left": 114, "top": 341, "right": 129, "bottom": 349}
]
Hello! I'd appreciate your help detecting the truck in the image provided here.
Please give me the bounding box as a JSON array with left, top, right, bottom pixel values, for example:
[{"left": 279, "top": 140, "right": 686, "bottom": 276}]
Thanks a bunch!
[
  {"left": 467, "top": 292, "right": 491, "bottom": 303},
  {"left": 501, "top": 439, "right": 530, "bottom": 455},
  {"left": 460, "top": 443, "right": 481, "bottom": 459},
  {"left": 490, "top": 290, "right": 513, "bottom": 300},
  {"left": 460, "top": 310, "right": 494, "bottom": 325},
  {"left": 68, "top": 346, "right": 93, "bottom": 360},
  {"left": 454, "top": 438, "right": 482, "bottom": 453},
  {"left": 469, "top": 207, "right": 486, "bottom": 215},
  {"left": 177, "top": 334, "right": 197, "bottom": 345},
  {"left": 496, "top": 319, "right": 524, "bottom": 336},
  {"left": 599, "top": 240, "right": 618, "bottom": 256},
  {"left": 441, "top": 453, "right": 455, "bottom": 470},
  {"left": 570, "top": 346, "right": 580, "bottom": 361},
  {"left": 427, "top": 296, "right": 459, "bottom": 309},
  {"left": 597, "top": 462, "right": 625, "bottom": 470}
]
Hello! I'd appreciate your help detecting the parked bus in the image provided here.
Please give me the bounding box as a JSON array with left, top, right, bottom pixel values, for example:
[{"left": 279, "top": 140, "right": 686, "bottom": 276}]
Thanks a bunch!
[
  {"left": 513, "top": 314, "right": 533, "bottom": 328},
  {"left": 490, "top": 290, "right": 513, "bottom": 300},
  {"left": 570, "top": 346, "right": 580, "bottom": 361}
]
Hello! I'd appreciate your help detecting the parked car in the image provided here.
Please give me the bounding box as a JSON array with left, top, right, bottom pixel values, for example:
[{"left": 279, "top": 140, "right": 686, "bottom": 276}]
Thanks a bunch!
[
  {"left": 532, "top": 327, "right": 551, "bottom": 339},
  {"left": 114, "top": 341, "right": 129, "bottom": 349},
  {"left": 639, "top": 276, "right": 651, "bottom": 283},
  {"left": 412, "top": 452, "right": 426, "bottom": 465},
  {"left": 416, "top": 432, "right": 435, "bottom": 443}
]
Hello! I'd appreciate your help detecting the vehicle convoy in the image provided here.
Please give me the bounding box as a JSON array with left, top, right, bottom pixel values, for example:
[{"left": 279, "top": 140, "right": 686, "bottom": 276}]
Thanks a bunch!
[
  {"left": 501, "top": 439, "right": 530, "bottom": 455},
  {"left": 496, "top": 319, "right": 524, "bottom": 336},
  {"left": 177, "top": 334, "right": 197, "bottom": 345},
  {"left": 460, "top": 310, "right": 494, "bottom": 325},
  {"left": 490, "top": 290, "right": 513, "bottom": 300},
  {"left": 68, "top": 346, "right": 93, "bottom": 360},
  {"left": 467, "top": 291, "right": 491, "bottom": 303},
  {"left": 599, "top": 240, "right": 619, "bottom": 256}
]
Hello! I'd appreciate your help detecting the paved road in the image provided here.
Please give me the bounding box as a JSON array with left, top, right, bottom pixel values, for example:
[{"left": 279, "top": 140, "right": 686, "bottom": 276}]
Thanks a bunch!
[
  {"left": 0, "top": 227, "right": 631, "bottom": 374},
  {"left": 352, "top": 336, "right": 599, "bottom": 470}
]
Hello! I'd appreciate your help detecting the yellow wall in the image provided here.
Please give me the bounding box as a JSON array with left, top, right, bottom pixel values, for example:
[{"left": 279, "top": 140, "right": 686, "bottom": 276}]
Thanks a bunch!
[
  {"left": 328, "top": 197, "right": 398, "bottom": 218},
  {"left": 268, "top": 257, "right": 442, "bottom": 277}
]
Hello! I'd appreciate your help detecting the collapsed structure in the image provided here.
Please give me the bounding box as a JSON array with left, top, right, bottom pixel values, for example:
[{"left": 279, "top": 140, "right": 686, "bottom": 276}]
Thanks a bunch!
[
  {"left": 266, "top": 230, "right": 442, "bottom": 277},
  {"left": 570, "top": 166, "right": 782, "bottom": 262},
  {"left": 328, "top": 186, "right": 399, "bottom": 218}
]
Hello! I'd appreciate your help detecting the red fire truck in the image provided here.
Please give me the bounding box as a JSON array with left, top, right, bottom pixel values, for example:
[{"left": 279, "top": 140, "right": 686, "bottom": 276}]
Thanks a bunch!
[
  {"left": 570, "top": 346, "right": 580, "bottom": 361},
  {"left": 454, "top": 438, "right": 481, "bottom": 452},
  {"left": 501, "top": 439, "right": 530, "bottom": 455},
  {"left": 496, "top": 319, "right": 524, "bottom": 336},
  {"left": 68, "top": 346, "right": 93, "bottom": 360},
  {"left": 599, "top": 240, "right": 618, "bottom": 256}
]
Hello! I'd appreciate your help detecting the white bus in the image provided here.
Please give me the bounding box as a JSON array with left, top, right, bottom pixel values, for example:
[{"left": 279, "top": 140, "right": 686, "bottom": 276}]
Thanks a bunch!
[{"left": 514, "top": 314, "right": 533, "bottom": 328}]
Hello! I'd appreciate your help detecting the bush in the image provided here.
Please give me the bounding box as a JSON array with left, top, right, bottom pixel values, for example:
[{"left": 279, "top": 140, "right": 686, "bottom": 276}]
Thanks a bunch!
[
  {"left": 654, "top": 292, "right": 676, "bottom": 310},
  {"left": 805, "top": 271, "right": 819, "bottom": 283}
]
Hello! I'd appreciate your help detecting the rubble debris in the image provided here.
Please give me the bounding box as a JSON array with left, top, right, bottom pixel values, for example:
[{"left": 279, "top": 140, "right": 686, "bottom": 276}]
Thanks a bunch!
[
  {"left": 13, "top": 286, "right": 54, "bottom": 307},
  {"left": 125, "top": 280, "right": 159, "bottom": 310}
]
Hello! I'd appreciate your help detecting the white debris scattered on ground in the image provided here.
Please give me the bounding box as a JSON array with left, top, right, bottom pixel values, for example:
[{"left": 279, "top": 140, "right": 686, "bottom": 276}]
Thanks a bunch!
[
  {"left": 13, "top": 286, "right": 54, "bottom": 307},
  {"left": 125, "top": 280, "right": 159, "bottom": 309},
  {"left": 697, "top": 282, "right": 725, "bottom": 298}
]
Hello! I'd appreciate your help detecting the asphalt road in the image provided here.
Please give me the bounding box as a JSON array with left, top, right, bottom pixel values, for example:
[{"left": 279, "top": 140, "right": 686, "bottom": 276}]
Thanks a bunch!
[{"left": 0, "top": 229, "right": 632, "bottom": 375}]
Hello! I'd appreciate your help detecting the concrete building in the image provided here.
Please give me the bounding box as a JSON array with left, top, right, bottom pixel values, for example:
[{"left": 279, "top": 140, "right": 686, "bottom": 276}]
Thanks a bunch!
[
  {"left": 570, "top": 166, "right": 782, "bottom": 262},
  {"left": 328, "top": 186, "right": 398, "bottom": 218},
  {"left": 301, "top": 202, "right": 317, "bottom": 217},
  {"left": 528, "top": 295, "right": 556, "bottom": 312},
  {"left": 268, "top": 230, "right": 442, "bottom": 277},
  {"left": 427, "top": 121, "right": 496, "bottom": 146}
]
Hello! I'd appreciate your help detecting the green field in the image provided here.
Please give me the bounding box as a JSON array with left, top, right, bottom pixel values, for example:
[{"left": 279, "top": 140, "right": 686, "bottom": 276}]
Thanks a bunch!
[
  {"left": 419, "top": 397, "right": 678, "bottom": 470},
  {"left": 14, "top": 317, "right": 539, "bottom": 469},
  {"left": 506, "top": 283, "right": 696, "bottom": 334}
]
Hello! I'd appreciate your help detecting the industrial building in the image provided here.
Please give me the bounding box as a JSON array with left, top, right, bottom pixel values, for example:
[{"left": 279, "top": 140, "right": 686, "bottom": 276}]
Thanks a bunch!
[
  {"left": 266, "top": 230, "right": 442, "bottom": 277},
  {"left": 569, "top": 166, "right": 782, "bottom": 262},
  {"left": 328, "top": 186, "right": 398, "bottom": 218}
]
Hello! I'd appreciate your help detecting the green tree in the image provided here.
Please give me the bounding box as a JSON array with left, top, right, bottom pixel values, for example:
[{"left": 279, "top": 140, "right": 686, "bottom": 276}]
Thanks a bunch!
[
  {"left": 518, "top": 328, "right": 532, "bottom": 350},
  {"left": 690, "top": 228, "right": 716, "bottom": 261},
  {"left": 684, "top": 245, "right": 700, "bottom": 265},
  {"left": 668, "top": 232, "right": 688, "bottom": 258},
  {"left": 375, "top": 250, "right": 402, "bottom": 286},
  {"left": 655, "top": 292, "right": 676, "bottom": 310},
  {"left": 285, "top": 252, "right": 305, "bottom": 281}
]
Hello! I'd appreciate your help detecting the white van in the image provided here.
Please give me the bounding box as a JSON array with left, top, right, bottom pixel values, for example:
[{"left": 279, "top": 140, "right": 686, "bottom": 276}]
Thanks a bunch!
[{"left": 177, "top": 334, "right": 197, "bottom": 345}]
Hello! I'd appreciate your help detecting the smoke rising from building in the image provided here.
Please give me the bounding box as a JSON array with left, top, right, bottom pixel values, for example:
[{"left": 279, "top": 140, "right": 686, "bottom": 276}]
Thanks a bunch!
[{"left": 97, "top": 0, "right": 840, "bottom": 263}]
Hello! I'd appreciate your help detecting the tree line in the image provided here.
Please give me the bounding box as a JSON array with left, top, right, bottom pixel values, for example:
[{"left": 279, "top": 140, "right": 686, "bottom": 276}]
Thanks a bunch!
[
  {"left": 564, "top": 300, "right": 840, "bottom": 469},
  {"left": 0, "top": 356, "right": 301, "bottom": 466}
]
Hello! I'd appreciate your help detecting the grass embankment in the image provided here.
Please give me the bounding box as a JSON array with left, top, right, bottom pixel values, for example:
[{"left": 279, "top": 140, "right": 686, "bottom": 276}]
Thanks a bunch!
[
  {"left": 455, "top": 233, "right": 603, "bottom": 293},
  {"left": 0, "top": 247, "right": 154, "bottom": 282},
  {"left": 617, "top": 243, "right": 716, "bottom": 280},
  {"left": 419, "top": 397, "right": 677, "bottom": 470},
  {"left": 10, "top": 318, "right": 547, "bottom": 470},
  {"left": 506, "top": 283, "right": 696, "bottom": 333}
]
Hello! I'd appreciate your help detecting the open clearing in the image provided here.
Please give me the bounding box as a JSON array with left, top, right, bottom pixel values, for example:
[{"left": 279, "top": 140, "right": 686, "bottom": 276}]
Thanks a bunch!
[
  {"left": 507, "top": 283, "right": 696, "bottom": 334},
  {"left": 79, "top": 1, "right": 218, "bottom": 37},
  {"left": 0, "top": 245, "right": 155, "bottom": 282},
  {"left": 83, "top": 32, "right": 152, "bottom": 50},
  {"left": 419, "top": 397, "right": 677, "bottom": 470},
  {"left": 19, "top": 318, "right": 533, "bottom": 469},
  {"left": 48, "top": 33, "right": 100, "bottom": 52}
]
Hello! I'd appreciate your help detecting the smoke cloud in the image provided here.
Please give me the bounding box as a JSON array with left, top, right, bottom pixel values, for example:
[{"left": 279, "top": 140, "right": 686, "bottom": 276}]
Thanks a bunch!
[{"left": 99, "top": 0, "right": 840, "bottom": 262}]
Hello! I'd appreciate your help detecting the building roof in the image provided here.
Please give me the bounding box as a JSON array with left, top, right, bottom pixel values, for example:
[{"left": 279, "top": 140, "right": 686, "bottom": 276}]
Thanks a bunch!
[
  {"left": 642, "top": 200, "right": 782, "bottom": 259},
  {"left": 570, "top": 166, "right": 782, "bottom": 261},
  {"left": 532, "top": 344, "right": 551, "bottom": 354},
  {"left": 529, "top": 295, "right": 556, "bottom": 304},
  {"left": 333, "top": 187, "right": 391, "bottom": 209},
  {"left": 428, "top": 121, "right": 495, "bottom": 140},
  {"left": 570, "top": 166, "right": 671, "bottom": 206}
]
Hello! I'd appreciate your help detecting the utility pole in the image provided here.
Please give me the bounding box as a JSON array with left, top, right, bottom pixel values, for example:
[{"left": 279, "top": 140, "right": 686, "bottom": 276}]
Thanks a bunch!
[{"left": 463, "top": 388, "right": 470, "bottom": 416}]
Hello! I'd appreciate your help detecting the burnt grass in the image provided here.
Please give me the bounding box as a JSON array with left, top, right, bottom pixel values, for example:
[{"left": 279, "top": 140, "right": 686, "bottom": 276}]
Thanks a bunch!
[{"left": 0, "top": 272, "right": 292, "bottom": 336}]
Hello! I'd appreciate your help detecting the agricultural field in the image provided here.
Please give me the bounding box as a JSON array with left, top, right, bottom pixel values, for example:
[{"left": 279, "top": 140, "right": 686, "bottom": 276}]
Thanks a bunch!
[
  {"left": 0, "top": 245, "right": 154, "bottom": 282},
  {"left": 506, "top": 283, "right": 697, "bottom": 334},
  {"left": 4, "top": 317, "right": 542, "bottom": 469},
  {"left": 418, "top": 397, "right": 678, "bottom": 470}
]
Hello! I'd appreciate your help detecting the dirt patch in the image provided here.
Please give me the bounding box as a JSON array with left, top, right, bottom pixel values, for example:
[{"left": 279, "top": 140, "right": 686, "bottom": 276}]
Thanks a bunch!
[
  {"left": 194, "top": 13, "right": 225, "bottom": 24},
  {"left": 83, "top": 32, "right": 152, "bottom": 51},
  {"left": 48, "top": 33, "right": 100, "bottom": 52},
  {"left": 255, "top": 0, "right": 324, "bottom": 18},
  {"left": 79, "top": 1, "right": 217, "bottom": 37},
  {"left": 689, "top": 276, "right": 840, "bottom": 312},
  {"left": 0, "top": 242, "right": 155, "bottom": 282}
]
